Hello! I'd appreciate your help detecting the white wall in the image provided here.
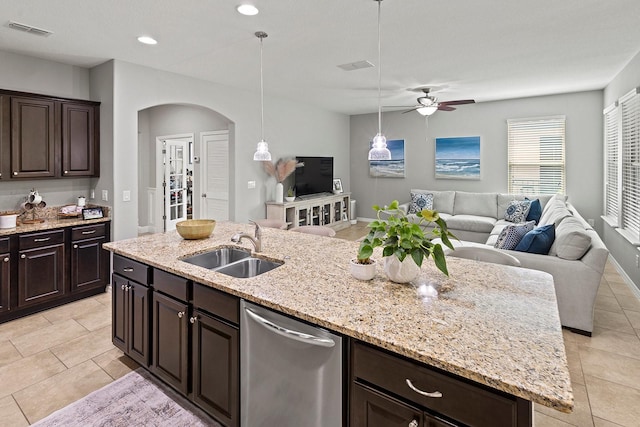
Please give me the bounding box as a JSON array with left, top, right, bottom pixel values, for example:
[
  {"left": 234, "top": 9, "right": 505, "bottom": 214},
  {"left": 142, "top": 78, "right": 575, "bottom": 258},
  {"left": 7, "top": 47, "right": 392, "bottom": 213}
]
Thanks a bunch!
[
  {"left": 110, "top": 60, "right": 350, "bottom": 240},
  {"left": 603, "top": 50, "right": 640, "bottom": 292},
  {"left": 0, "top": 51, "right": 95, "bottom": 210},
  {"left": 350, "top": 91, "right": 604, "bottom": 232}
]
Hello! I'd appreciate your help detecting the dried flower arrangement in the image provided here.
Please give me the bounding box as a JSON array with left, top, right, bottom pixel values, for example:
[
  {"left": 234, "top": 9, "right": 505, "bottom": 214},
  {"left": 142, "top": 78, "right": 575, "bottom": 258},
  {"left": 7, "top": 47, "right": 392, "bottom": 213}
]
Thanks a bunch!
[{"left": 262, "top": 158, "right": 301, "bottom": 183}]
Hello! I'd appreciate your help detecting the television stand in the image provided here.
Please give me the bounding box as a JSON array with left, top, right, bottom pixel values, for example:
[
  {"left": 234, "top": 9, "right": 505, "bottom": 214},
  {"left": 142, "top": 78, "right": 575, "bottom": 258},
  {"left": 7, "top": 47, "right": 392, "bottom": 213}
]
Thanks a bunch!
[{"left": 266, "top": 193, "right": 351, "bottom": 230}]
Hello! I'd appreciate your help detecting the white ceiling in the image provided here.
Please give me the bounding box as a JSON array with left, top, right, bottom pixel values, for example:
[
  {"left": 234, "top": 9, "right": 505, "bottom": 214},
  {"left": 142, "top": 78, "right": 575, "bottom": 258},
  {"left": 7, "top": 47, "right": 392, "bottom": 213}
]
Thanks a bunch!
[{"left": 1, "top": 0, "right": 639, "bottom": 115}]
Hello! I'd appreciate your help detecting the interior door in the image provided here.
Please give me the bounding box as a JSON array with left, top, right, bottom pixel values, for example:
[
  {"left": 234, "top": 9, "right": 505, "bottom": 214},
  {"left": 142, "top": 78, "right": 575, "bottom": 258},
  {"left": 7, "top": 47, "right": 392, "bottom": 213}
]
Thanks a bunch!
[
  {"left": 164, "top": 139, "right": 188, "bottom": 231},
  {"left": 200, "top": 130, "right": 229, "bottom": 220}
]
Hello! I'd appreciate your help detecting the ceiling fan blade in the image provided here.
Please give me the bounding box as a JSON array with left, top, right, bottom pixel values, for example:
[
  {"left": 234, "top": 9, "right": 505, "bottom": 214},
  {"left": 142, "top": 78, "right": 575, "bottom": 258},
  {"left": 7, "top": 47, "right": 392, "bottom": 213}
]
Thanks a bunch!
[
  {"left": 437, "top": 105, "right": 456, "bottom": 112},
  {"left": 439, "top": 99, "right": 475, "bottom": 106}
]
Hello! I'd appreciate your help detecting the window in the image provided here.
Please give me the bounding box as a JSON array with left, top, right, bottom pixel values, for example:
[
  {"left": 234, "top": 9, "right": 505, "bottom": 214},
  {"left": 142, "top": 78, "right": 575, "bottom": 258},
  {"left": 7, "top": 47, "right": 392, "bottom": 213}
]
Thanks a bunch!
[
  {"left": 507, "top": 116, "right": 566, "bottom": 195},
  {"left": 603, "top": 102, "right": 619, "bottom": 226}
]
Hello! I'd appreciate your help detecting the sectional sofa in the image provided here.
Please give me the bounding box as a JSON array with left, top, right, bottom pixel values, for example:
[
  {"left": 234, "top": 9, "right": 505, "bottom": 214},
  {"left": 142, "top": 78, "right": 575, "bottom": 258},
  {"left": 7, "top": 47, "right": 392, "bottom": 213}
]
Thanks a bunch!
[{"left": 399, "top": 190, "right": 609, "bottom": 335}]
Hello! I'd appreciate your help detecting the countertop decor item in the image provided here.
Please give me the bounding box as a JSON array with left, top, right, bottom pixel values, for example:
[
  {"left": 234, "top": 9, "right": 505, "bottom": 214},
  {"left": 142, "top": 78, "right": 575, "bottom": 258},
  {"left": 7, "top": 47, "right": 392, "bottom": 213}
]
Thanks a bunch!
[
  {"left": 357, "top": 200, "right": 455, "bottom": 283},
  {"left": 176, "top": 219, "right": 216, "bottom": 239},
  {"left": 263, "top": 158, "right": 302, "bottom": 203},
  {"left": 349, "top": 257, "right": 377, "bottom": 281},
  {"left": 0, "top": 211, "right": 18, "bottom": 229}
]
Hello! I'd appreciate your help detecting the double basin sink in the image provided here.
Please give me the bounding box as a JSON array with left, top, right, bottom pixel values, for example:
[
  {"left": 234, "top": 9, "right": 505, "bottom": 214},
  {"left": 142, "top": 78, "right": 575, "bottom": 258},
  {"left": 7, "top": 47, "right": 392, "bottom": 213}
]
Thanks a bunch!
[{"left": 181, "top": 247, "right": 282, "bottom": 278}]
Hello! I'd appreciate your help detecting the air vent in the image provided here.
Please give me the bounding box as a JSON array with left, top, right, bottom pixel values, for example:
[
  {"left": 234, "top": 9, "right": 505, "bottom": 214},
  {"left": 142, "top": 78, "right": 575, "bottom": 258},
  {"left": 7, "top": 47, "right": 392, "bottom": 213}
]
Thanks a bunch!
[
  {"left": 337, "top": 60, "right": 374, "bottom": 71},
  {"left": 7, "top": 21, "right": 53, "bottom": 37}
]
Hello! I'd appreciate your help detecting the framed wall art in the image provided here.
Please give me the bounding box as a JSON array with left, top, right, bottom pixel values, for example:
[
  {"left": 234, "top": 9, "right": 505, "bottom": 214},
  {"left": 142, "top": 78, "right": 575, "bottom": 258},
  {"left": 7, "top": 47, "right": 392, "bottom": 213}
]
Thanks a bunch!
[
  {"left": 435, "top": 136, "right": 481, "bottom": 180},
  {"left": 369, "top": 139, "right": 405, "bottom": 178}
]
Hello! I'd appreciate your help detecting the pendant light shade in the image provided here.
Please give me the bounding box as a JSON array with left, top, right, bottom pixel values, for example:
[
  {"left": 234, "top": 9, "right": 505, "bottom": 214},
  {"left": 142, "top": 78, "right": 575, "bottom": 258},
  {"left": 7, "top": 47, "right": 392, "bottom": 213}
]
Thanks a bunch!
[
  {"left": 253, "top": 31, "right": 272, "bottom": 161},
  {"left": 368, "top": 0, "right": 391, "bottom": 161}
]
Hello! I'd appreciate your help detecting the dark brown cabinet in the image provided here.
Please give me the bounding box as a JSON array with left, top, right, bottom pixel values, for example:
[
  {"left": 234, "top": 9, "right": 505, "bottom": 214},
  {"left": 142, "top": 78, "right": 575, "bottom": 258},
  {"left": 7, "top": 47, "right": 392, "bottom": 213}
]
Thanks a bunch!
[
  {"left": 0, "top": 237, "right": 10, "bottom": 313},
  {"left": 17, "top": 230, "right": 65, "bottom": 308},
  {"left": 112, "top": 254, "right": 151, "bottom": 367},
  {"left": 0, "top": 89, "right": 100, "bottom": 179},
  {"left": 70, "top": 224, "right": 108, "bottom": 292}
]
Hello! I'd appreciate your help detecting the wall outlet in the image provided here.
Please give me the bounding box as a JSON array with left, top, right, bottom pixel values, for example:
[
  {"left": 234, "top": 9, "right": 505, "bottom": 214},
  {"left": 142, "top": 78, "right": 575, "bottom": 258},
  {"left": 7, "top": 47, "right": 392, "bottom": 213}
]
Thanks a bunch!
[
  {"left": 123, "top": 190, "right": 131, "bottom": 202},
  {"left": 248, "top": 180, "right": 256, "bottom": 189},
  {"left": 90, "top": 189, "right": 95, "bottom": 199},
  {"left": 102, "top": 190, "right": 108, "bottom": 201}
]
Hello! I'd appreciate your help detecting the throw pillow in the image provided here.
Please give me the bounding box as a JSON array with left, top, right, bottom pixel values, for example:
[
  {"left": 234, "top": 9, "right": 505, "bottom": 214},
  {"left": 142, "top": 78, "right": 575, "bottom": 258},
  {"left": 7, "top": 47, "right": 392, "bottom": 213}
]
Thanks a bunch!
[
  {"left": 494, "top": 221, "right": 535, "bottom": 250},
  {"left": 504, "top": 200, "right": 531, "bottom": 223},
  {"left": 514, "top": 224, "right": 555, "bottom": 254},
  {"left": 525, "top": 198, "right": 543, "bottom": 224},
  {"left": 409, "top": 192, "right": 433, "bottom": 214}
]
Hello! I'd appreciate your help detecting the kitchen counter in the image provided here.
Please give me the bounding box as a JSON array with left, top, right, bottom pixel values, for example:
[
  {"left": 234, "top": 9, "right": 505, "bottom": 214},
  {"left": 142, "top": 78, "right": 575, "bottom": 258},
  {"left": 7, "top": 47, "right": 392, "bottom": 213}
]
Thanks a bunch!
[
  {"left": 103, "top": 220, "right": 573, "bottom": 413},
  {"left": 0, "top": 206, "right": 111, "bottom": 236}
]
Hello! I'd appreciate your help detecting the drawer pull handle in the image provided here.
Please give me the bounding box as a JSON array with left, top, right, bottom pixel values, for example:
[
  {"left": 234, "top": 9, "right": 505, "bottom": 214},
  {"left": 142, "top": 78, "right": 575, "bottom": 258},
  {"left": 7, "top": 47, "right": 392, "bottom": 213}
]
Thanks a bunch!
[
  {"left": 81, "top": 230, "right": 96, "bottom": 235},
  {"left": 34, "top": 237, "right": 51, "bottom": 242},
  {"left": 177, "top": 311, "right": 184, "bottom": 319},
  {"left": 190, "top": 316, "right": 198, "bottom": 324},
  {"left": 121, "top": 284, "right": 126, "bottom": 290},
  {"left": 409, "top": 420, "right": 418, "bottom": 427},
  {"left": 73, "top": 244, "right": 78, "bottom": 249},
  {"left": 123, "top": 267, "right": 134, "bottom": 272},
  {"left": 3, "top": 257, "right": 8, "bottom": 262},
  {"left": 405, "top": 379, "right": 442, "bottom": 398},
  {"left": 21, "top": 254, "right": 26, "bottom": 259}
]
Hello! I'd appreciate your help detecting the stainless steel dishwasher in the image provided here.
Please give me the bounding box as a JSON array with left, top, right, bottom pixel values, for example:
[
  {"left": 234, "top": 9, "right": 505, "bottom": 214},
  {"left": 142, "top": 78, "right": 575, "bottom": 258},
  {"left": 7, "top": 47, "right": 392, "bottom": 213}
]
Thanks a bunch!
[{"left": 240, "top": 300, "right": 343, "bottom": 427}]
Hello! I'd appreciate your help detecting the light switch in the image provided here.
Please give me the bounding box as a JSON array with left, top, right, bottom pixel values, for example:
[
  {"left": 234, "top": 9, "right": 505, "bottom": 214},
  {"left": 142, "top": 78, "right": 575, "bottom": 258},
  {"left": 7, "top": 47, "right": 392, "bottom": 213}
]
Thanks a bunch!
[
  {"left": 248, "top": 180, "right": 256, "bottom": 189},
  {"left": 102, "top": 190, "right": 108, "bottom": 201},
  {"left": 123, "top": 190, "right": 131, "bottom": 202}
]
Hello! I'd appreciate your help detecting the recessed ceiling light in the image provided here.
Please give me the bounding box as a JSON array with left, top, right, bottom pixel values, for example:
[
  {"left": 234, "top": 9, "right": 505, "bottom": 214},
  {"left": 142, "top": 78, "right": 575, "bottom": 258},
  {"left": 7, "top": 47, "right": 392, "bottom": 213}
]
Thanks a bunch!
[
  {"left": 237, "top": 4, "right": 259, "bottom": 16},
  {"left": 137, "top": 36, "right": 157, "bottom": 45}
]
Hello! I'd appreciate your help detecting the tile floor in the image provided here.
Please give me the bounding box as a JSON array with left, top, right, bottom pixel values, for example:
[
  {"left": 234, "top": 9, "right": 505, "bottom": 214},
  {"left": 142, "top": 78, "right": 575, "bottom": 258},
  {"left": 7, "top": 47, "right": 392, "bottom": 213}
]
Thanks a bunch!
[{"left": 0, "top": 223, "right": 638, "bottom": 426}]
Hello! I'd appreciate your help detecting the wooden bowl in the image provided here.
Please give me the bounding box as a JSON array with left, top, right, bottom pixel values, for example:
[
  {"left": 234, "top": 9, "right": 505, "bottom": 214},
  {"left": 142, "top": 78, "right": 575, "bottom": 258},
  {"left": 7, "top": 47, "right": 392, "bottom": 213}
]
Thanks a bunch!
[{"left": 176, "top": 219, "right": 216, "bottom": 239}]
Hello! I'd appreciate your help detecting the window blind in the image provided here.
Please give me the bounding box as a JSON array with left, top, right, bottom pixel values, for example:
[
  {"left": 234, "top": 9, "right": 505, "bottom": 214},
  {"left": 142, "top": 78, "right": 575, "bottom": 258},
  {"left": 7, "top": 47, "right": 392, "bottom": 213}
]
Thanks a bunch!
[
  {"left": 620, "top": 89, "right": 640, "bottom": 238},
  {"left": 507, "top": 116, "right": 566, "bottom": 195},
  {"left": 603, "top": 103, "right": 620, "bottom": 226}
]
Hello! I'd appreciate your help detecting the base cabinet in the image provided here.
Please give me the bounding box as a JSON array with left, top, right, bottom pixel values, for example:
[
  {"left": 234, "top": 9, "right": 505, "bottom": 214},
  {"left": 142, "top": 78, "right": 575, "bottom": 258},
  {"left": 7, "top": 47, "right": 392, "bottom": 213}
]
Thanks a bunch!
[
  {"left": 18, "top": 231, "right": 65, "bottom": 308},
  {"left": 112, "top": 274, "right": 150, "bottom": 367},
  {"left": 266, "top": 193, "right": 351, "bottom": 230},
  {"left": 70, "top": 224, "right": 108, "bottom": 292}
]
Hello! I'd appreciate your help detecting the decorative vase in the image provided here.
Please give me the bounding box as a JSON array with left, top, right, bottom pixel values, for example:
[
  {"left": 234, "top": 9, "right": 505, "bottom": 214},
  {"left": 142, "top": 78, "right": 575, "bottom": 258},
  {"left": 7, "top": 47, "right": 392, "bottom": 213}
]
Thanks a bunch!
[
  {"left": 350, "top": 259, "right": 377, "bottom": 281},
  {"left": 383, "top": 256, "right": 421, "bottom": 284},
  {"left": 285, "top": 196, "right": 295, "bottom": 202},
  {"left": 275, "top": 182, "right": 284, "bottom": 203}
]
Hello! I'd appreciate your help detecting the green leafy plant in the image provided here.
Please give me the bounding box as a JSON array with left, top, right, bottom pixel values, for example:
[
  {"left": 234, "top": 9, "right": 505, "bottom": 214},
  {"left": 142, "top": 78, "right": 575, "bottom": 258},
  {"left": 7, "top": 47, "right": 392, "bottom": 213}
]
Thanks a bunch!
[
  {"left": 357, "top": 200, "right": 456, "bottom": 276},
  {"left": 287, "top": 186, "right": 295, "bottom": 197}
]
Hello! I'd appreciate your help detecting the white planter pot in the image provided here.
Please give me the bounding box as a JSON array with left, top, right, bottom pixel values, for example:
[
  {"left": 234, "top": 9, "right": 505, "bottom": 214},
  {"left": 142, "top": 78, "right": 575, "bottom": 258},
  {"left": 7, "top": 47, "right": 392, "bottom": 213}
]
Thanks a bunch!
[
  {"left": 285, "top": 196, "right": 295, "bottom": 202},
  {"left": 275, "top": 182, "right": 284, "bottom": 203},
  {"left": 350, "top": 259, "right": 377, "bottom": 281},
  {"left": 383, "top": 256, "right": 421, "bottom": 284},
  {"left": 0, "top": 213, "right": 17, "bottom": 229}
]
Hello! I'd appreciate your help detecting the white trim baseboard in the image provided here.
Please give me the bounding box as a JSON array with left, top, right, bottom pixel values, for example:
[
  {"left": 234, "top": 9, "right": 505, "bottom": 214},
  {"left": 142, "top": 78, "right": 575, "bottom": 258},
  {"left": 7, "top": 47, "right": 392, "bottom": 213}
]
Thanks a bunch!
[{"left": 607, "top": 254, "right": 640, "bottom": 299}]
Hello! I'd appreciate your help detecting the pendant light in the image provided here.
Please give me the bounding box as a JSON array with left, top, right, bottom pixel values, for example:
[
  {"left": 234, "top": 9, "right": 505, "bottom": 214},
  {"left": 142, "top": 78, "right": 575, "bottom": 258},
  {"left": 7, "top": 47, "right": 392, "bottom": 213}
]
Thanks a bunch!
[
  {"left": 368, "top": 0, "right": 391, "bottom": 161},
  {"left": 253, "top": 31, "right": 272, "bottom": 161}
]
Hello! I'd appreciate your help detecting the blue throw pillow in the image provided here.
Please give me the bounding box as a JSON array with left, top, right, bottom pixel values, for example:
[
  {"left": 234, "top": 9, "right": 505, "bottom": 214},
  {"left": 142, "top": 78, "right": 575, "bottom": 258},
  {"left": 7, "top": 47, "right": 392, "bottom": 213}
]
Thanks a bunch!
[
  {"left": 515, "top": 224, "right": 555, "bottom": 254},
  {"left": 525, "top": 198, "right": 542, "bottom": 224}
]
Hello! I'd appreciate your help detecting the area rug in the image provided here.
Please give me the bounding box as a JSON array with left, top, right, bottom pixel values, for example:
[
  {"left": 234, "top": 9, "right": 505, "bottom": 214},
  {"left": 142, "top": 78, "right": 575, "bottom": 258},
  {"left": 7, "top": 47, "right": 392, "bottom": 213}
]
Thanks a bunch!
[{"left": 32, "top": 368, "right": 221, "bottom": 426}]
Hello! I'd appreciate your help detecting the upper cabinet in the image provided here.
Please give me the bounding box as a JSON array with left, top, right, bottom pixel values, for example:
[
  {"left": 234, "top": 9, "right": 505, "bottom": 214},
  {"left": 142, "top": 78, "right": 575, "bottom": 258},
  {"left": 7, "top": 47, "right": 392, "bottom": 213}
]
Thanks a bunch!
[{"left": 0, "top": 89, "right": 100, "bottom": 180}]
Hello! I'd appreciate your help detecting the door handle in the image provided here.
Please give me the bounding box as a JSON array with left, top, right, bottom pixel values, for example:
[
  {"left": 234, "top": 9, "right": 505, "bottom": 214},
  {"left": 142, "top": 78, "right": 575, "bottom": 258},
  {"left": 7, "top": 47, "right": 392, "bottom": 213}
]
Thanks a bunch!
[
  {"left": 405, "top": 379, "right": 442, "bottom": 398},
  {"left": 244, "top": 307, "right": 335, "bottom": 348},
  {"left": 190, "top": 316, "right": 199, "bottom": 324},
  {"left": 201, "top": 193, "right": 207, "bottom": 198}
]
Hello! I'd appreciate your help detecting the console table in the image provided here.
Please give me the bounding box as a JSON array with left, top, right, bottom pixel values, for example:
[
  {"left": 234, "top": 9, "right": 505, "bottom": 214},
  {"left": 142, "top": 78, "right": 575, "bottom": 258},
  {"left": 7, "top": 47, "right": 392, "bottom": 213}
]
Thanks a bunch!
[{"left": 266, "top": 193, "right": 351, "bottom": 230}]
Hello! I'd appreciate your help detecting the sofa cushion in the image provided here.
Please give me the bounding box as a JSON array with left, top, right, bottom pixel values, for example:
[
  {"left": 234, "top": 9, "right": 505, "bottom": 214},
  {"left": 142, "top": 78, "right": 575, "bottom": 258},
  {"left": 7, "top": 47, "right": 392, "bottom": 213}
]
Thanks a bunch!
[
  {"left": 410, "top": 189, "right": 455, "bottom": 214},
  {"left": 515, "top": 224, "right": 555, "bottom": 254},
  {"left": 494, "top": 221, "right": 535, "bottom": 250},
  {"left": 525, "top": 198, "right": 543, "bottom": 224},
  {"left": 454, "top": 192, "right": 498, "bottom": 217},
  {"left": 447, "top": 215, "right": 497, "bottom": 233},
  {"left": 408, "top": 191, "right": 433, "bottom": 214},
  {"left": 504, "top": 200, "right": 531, "bottom": 223},
  {"left": 549, "top": 216, "right": 592, "bottom": 260}
]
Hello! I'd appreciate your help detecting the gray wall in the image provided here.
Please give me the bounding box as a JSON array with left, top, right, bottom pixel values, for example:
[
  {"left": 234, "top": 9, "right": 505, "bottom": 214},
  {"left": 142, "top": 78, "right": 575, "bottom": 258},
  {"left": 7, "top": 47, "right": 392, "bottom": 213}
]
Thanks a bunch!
[
  {"left": 350, "top": 91, "right": 604, "bottom": 232},
  {"left": 0, "top": 51, "right": 95, "bottom": 210},
  {"left": 603, "top": 50, "right": 640, "bottom": 292}
]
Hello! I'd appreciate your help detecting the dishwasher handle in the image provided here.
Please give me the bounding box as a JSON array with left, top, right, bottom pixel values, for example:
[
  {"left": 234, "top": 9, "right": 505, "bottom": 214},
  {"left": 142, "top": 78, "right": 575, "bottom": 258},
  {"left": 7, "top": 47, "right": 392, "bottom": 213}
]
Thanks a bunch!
[{"left": 244, "top": 307, "right": 336, "bottom": 348}]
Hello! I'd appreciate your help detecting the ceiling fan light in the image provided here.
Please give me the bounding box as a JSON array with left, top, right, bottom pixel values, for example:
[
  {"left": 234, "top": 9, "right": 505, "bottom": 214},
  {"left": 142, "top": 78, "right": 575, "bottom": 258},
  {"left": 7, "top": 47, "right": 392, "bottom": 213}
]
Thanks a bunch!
[
  {"left": 253, "top": 140, "right": 271, "bottom": 161},
  {"left": 237, "top": 4, "right": 259, "bottom": 15},
  {"left": 417, "top": 105, "right": 438, "bottom": 116},
  {"left": 368, "top": 133, "right": 392, "bottom": 160}
]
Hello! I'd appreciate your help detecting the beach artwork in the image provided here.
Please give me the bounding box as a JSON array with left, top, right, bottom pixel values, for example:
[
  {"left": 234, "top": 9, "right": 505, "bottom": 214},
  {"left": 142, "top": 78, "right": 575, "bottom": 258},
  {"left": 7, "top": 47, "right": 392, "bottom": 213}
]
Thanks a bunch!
[
  {"left": 435, "top": 136, "right": 481, "bottom": 180},
  {"left": 369, "top": 139, "right": 405, "bottom": 178}
]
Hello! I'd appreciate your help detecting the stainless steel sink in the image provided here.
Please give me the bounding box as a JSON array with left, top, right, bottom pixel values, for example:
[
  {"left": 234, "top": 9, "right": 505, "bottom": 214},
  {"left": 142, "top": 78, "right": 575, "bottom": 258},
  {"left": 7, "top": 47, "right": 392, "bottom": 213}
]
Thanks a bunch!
[
  {"left": 182, "top": 247, "right": 251, "bottom": 269},
  {"left": 214, "top": 257, "right": 283, "bottom": 278}
]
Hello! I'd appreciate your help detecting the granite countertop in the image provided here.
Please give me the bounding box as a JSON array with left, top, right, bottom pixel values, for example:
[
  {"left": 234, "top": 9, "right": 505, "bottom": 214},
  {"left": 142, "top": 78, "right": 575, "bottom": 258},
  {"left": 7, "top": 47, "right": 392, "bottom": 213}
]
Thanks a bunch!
[
  {"left": 103, "top": 220, "right": 573, "bottom": 413},
  {"left": 0, "top": 206, "right": 111, "bottom": 236}
]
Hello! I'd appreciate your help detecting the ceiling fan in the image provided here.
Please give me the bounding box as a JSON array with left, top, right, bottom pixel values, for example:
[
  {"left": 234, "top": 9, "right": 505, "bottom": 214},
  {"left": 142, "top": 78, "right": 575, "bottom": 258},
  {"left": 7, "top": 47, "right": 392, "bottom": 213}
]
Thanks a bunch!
[{"left": 399, "top": 88, "right": 475, "bottom": 116}]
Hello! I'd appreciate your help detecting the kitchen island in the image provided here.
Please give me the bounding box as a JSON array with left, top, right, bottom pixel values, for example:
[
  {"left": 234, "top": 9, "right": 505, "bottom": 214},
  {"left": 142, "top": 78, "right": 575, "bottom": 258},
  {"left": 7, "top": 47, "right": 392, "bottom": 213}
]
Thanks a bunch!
[{"left": 104, "top": 221, "right": 573, "bottom": 426}]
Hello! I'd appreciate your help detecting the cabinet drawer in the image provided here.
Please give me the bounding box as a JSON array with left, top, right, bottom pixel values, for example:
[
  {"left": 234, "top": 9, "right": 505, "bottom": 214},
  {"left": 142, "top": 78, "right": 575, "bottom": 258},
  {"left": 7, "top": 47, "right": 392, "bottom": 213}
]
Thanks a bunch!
[
  {"left": 352, "top": 341, "right": 518, "bottom": 427},
  {"left": 0, "top": 237, "right": 8, "bottom": 253},
  {"left": 153, "top": 268, "right": 190, "bottom": 302},
  {"left": 193, "top": 282, "right": 239, "bottom": 325},
  {"left": 71, "top": 223, "right": 105, "bottom": 241},
  {"left": 113, "top": 254, "right": 150, "bottom": 285},
  {"left": 19, "top": 230, "right": 64, "bottom": 250}
]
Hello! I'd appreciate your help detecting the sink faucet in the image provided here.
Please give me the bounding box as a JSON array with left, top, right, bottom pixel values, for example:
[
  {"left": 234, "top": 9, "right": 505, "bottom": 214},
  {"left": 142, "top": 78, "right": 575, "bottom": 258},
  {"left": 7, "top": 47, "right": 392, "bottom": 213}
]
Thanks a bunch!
[{"left": 231, "top": 220, "right": 262, "bottom": 252}]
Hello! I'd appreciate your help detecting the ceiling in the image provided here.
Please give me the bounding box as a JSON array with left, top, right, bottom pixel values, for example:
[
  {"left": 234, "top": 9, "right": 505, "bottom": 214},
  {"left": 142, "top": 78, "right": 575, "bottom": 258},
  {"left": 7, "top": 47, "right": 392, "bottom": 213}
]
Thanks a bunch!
[{"left": 1, "top": 0, "right": 639, "bottom": 115}]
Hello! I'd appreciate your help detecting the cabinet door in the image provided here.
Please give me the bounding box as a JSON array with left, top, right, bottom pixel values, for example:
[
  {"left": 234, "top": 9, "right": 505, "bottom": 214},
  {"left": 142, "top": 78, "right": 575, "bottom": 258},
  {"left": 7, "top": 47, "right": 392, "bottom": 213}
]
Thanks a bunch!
[
  {"left": 0, "top": 252, "right": 9, "bottom": 313},
  {"left": 152, "top": 292, "right": 189, "bottom": 394},
  {"left": 192, "top": 310, "right": 239, "bottom": 427},
  {"left": 128, "top": 281, "right": 150, "bottom": 367},
  {"left": 351, "top": 383, "right": 424, "bottom": 427},
  {"left": 10, "top": 97, "right": 56, "bottom": 178},
  {"left": 71, "top": 236, "right": 106, "bottom": 292},
  {"left": 112, "top": 274, "right": 128, "bottom": 353},
  {"left": 61, "top": 102, "right": 97, "bottom": 177},
  {"left": 17, "top": 243, "right": 65, "bottom": 308}
]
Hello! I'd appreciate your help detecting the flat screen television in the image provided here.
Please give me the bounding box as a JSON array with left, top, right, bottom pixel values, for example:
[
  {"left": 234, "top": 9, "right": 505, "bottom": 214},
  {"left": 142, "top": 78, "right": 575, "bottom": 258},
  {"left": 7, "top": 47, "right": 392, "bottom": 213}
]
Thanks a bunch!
[{"left": 295, "top": 156, "right": 334, "bottom": 197}]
